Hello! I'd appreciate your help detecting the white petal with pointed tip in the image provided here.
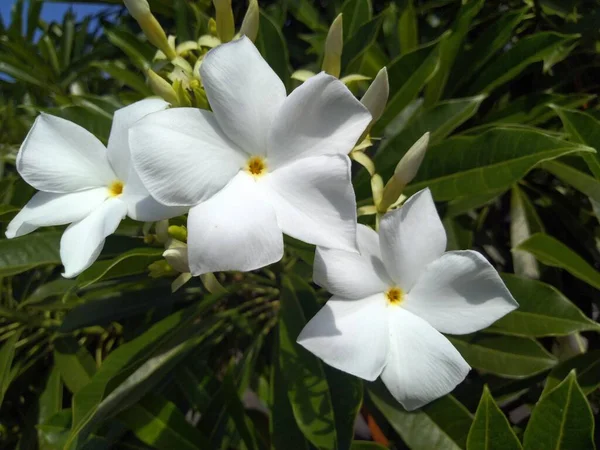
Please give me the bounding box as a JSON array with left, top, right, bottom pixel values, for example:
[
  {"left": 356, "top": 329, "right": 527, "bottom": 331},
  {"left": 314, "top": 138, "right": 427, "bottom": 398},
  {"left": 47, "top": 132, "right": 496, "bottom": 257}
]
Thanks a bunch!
[
  {"left": 267, "top": 72, "right": 371, "bottom": 168},
  {"left": 122, "top": 169, "right": 188, "bottom": 221},
  {"left": 187, "top": 172, "right": 283, "bottom": 275},
  {"left": 201, "top": 36, "right": 286, "bottom": 155},
  {"left": 381, "top": 307, "right": 470, "bottom": 411},
  {"left": 60, "top": 198, "right": 128, "bottom": 278},
  {"left": 314, "top": 224, "right": 391, "bottom": 299},
  {"left": 6, "top": 188, "right": 109, "bottom": 238},
  {"left": 264, "top": 154, "right": 357, "bottom": 252},
  {"left": 298, "top": 293, "right": 389, "bottom": 381},
  {"left": 17, "top": 114, "right": 116, "bottom": 193},
  {"left": 404, "top": 251, "right": 518, "bottom": 335},
  {"left": 379, "top": 189, "right": 446, "bottom": 290},
  {"left": 107, "top": 98, "right": 169, "bottom": 180},
  {"left": 130, "top": 107, "right": 246, "bottom": 207}
]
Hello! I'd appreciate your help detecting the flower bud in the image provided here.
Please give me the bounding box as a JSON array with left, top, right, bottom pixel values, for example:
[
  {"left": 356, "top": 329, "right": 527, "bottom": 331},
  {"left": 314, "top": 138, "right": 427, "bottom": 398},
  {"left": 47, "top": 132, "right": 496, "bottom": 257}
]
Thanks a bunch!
[
  {"left": 322, "top": 14, "right": 343, "bottom": 78},
  {"left": 124, "top": 0, "right": 177, "bottom": 60},
  {"left": 147, "top": 69, "right": 179, "bottom": 106},
  {"left": 163, "top": 239, "right": 190, "bottom": 273},
  {"left": 378, "top": 132, "right": 430, "bottom": 212},
  {"left": 155, "top": 220, "right": 169, "bottom": 243},
  {"left": 213, "top": 0, "right": 235, "bottom": 43},
  {"left": 239, "top": 0, "right": 259, "bottom": 42},
  {"left": 123, "top": 0, "right": 150, "bottom": 21},
  {"left": 361, "top": 67, "right": 389, "bottom": 125},
  {"left": 168, "top": 225, "right": 188, "bottom": 242}
]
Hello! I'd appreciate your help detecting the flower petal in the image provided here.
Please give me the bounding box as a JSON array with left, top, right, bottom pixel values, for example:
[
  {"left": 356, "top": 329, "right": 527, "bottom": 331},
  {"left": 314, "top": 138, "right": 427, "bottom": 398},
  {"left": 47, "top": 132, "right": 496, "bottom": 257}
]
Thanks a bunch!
[
  {"left": 200, "top": 36, "right": 286, "bottom": 156},
  {"left": 107, "top": 98, "right": 169, "bottom": 180},
  {"left": 404, "top": 251, "right": 518, "bottom": 334},
  {"left": 17, "top": 114, "right": 115, "bottom": 193},
  {"left": 267, "top": 72, "right": 371, "bottom": 168},
  {"left": 298, "top": 293, "right": 389, "bottom": 381},
  {"left": 187, "top": 172, "right": 283, "bottom": 275},
  {"left": 379, "top": 188, "right": 446, "bottom": 290},
  {"left": 130, "top": 107, "right": 246, "bottom": 207},
  {"left": 264, "top": 155, "right": 358, "bottom": 252},
  {"left": 60, "top": 198, "right": 128, "bottom": 278},
  {"left": 6, "top": 188, "right": 109, "bottom": 238},
  {"left": 381, "top": 307, "right": 470, "bottom": 411},
  {"left": 314, "top": 224, "right": 391, "bottom": 299},
  {"left": 122, "top": 169, "right": 188, "bottom": 221}
]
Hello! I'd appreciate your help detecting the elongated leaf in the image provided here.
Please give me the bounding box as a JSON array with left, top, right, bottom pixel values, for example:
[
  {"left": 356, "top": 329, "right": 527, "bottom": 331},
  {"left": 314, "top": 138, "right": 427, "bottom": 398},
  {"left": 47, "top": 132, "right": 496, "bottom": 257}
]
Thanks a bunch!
[
  {"left": 424, "top": 0, "right": 484, "bottom": 105},
  {"left": 0, "top": 231, "right": 61, "bottom": 276},
  {"left": 279, "top": 275, "right": 337, "bottom": 449},
  {"left": 517, "top": 233, "right": 600, "bottom": 291},
  {"left": 341, "top": 0, "right": 372, "bottom": 39},
  {"left": 92, "top": 61, "right": 151, "bottom": 95},
  {"left": 0, "top": 332, "right": 20, "bottom": 406},
  {"left": 373, "top": 42, "right": 439, "bottom": 133},
  {"left": 76, "top": 247, "right": 163, "bottom": 289},
  {"left": 402, "top": 128, "right": 593, "bottom": 202},
  {"left": 466, "top": 33, "right": 579, "bottom": 95},
  {"left": 285, "top": 0, "right": 325, "bottom": 31},
  {"left": 53, "top": 336, "right": 96, "bottom": 394},
  {"left": 256, "top": 11, "right": 290, "bottom": 89},
  {"left": 467, "top": 386, "right": 522, "bottom": 450},
  {"left": 509, "top": 186, "right": 540, "bottom": 278},
  {"left": 489, "top": 274, "right": 600, "bottom": 337},
  {"left": 369, "top": 382, "right": 473, "bottom": 450},
  {"left": 398, "top": 0, "right": 418, "bottom": 54},
  {"left": 523, "top": 372, "right": 595, "bottom": 450},
  {"left": 38, "top": 368, "right": 63, "bottom": 428},
  {"left": 541, "top": 160, "right": 600, "bottom": 202},
  {"left": 118, "top": 393, "right": 209, "bottom": 450},
  {"left": 543, "top": 351, "right": 600, "bottom": 396},
  {"left": 342, "top": 16, "right": 382, "bottom": 73},
  {"left": 222, "top": 370, "right": 259, "bottom": 450},
  {"left": 449, "top": 334, "right": 557, "bottom": 378}
]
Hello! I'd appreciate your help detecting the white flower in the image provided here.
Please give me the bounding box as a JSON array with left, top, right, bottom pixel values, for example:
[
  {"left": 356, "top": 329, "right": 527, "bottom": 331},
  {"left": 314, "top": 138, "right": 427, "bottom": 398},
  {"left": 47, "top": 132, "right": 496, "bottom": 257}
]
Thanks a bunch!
[
  {"left": 6, "top": 99, "right": 186, "bottom": 277},
  {"left": 297, "top": 189, "right": 518, "bottom": 410},
  {"left": 130, "top": 37, "right": 372, "bottom": 275}
]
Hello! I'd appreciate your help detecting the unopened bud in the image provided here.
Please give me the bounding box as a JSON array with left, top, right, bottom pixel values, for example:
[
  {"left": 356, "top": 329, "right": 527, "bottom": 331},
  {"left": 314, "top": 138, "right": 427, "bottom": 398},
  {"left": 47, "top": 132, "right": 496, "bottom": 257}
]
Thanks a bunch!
[
  {"left": 239, "top": 0, "right": 259, "bottom": 42},
  {"left": 147, "top": 69, "right": 179, "bottom": 106},
  {"left": 213, "top": 0, "right": 235, "bottom": 43},
  {"left": 322, "top": 14, "right": 343, "bottom": 78},
  {"left": 371, "top": 173, "right": 384, "bottom": 207},
  {"left": 155, "top": 220, "right": 169, "bottom": 243},
  {"left": 168, "top": 225, "right": 188, "bottom": 242},
  {"left": 124, "top": 0, "right": 177, "bottom": 61},
  {"left": 361, "top": 67, "right": 389, "bottom": 124},
  {"left": 164, "top": 239, "right": 190, "bottom": 273},
  {"left": 123, "top": 0, "right": 150, "bottom": 21},
  {"left": 378, "top": 132, "right": 430, "bottom": 212}
]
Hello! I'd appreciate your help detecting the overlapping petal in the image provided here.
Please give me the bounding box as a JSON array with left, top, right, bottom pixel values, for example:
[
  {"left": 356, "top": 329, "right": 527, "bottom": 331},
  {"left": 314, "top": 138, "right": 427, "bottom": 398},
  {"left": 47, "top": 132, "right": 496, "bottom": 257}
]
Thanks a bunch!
[
  {"left": 107, "top": 98, "right": 169, "bottom": 180},
  {"left": 404, "top": 251, "right": 518, "bottom": 334},
  {"left": 380, "top": 307, "right": 470, "bottom": 411},
  {"left": 60, "top": 198, "right": 128, "bottom": 278},
  {"left": 379, "top": 189, "right": 446, "bottom": 290},
  {"left": 267, "top": 73, "right": 372, "bottom": 168},
  {"left": 313, "top": 225, "right": 391, "bottom": 299},
  {"left": 298, "top": 294, "right": 389, "bottom": 381},
  {"left": 264, "top": 154, "right": 357, "bottom": 252},
  {"left": 130, "top": 107, "right": 246, "bottom": 207},
  {"left": 201, "top": 36, "right": 286, "bottom": 156},
  {"left": 17, "top": 114, "right": 115, "bottom": 193},
  {"left": 187, "top": 172, "right": 283, "bottom": 275}
]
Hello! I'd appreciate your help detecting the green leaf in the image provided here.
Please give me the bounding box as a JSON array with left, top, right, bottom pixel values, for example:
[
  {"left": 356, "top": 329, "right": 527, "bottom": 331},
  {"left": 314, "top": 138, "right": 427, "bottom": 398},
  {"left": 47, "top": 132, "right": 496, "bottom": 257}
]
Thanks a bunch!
[
  {"left": 510, "top": 186, "right": 541, "bottom": 278},
  {"left": 53, "top": 336, "right": 96, "bottom": 394},
  {"left": 543, "top": 351, "right": 600, "bottom": 396},
  {"left": 523, "top": 371, "right": 595, "bottom": 450},
  {"left": 105, "top": 27, "right": 154, "bottom": 70},
  {"left": 285, "top": 0, "right": 325, "bottom": 31},
  {"left": 373, "top": 41, "right": 440, "bottom": 133},
  {"left": 541, "top": 160, "right": 600, "bottom": 202},
  {"left": 402, "top": 128, "right": 593, "bottom": 202},
  {"left": 516, "top": 233, "right": 600, "bottom": 291},
  {"left": 424, "top": 0, "right": 484, "bottom": 105},
  {"left": 341, "top": 0, "right": 372, "bottom": 39},
  {"left": 465, "top": 33, "right": 579, "bottom": 95},
  {"left": 38, "top": 368, "right": 63, "bottom": 428},
  {"left": 342, "top": 15, "right": 382, "bottom": 74},
  {"left": 369, "top": 382, "right": 473, "bottom": 450},
  {"left": 0, "top": 331, "right": 20, "bottom": 406},
  {"left": 489, "top": 274, "right": 600, "bottom": 337},
  {"left": 76, "top": 247, "right": 163, "bottom": 289},
  {"left": 0, "top": 231, "right": 61, "bottom": 276},
  {"left": 222, "top": 369, "right": 259, "bottom": 450},
  {"left": 279, "top": 275, "right": 337, "bottom": 450},
  {"left": 92, "top": 61, "right": 152, "bottom": 95},
  {"left": 467, "top": 386, "right": 522, "bottom": 450},
  {"left": 351, "top": 443, "right": 388, "bottom": 450},
  {"left": 256, "top": 11, "right": 290, "bottom": 90},
  {"left": 398, "top": 0, "right": 418, "bottom": 54},
  {"left": 448, "top": 334, "right": 557, "bottom": 378},
  {"left": 118, "top": 393, "right": 209, "bottom": 450}
]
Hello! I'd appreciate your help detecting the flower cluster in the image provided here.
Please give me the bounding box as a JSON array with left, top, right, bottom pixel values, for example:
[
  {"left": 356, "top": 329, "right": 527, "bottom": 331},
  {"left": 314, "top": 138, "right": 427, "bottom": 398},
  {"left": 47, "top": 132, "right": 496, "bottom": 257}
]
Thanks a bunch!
[{"left": 6, "top": 35, "right": 517, "bottom": 409}]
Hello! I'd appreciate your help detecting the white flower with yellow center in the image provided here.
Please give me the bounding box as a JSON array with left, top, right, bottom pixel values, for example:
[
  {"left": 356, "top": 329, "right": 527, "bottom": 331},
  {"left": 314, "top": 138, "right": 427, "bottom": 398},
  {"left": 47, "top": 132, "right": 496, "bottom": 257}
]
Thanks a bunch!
[
  {"left": 298, "top": 189, "right": 518, "bottom": 410},
  {"left": 130, "top": 37, "right": 372, "bottom": 275},
  {"left": 6, "top": 99, "right": 186, "bottom": 277}
]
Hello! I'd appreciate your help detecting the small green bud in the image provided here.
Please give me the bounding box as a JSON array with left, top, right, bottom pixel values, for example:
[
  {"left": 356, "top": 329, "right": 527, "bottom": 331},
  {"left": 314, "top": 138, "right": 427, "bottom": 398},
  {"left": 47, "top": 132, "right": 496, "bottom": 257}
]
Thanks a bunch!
[
  {"left": 124, "top": 0, "right": 176, "bottom": 60},
  {"left": 240, "top": 0, "right": 260, "bottom": 42},
  {"left": 213, "top": 0, "right": 235, "bottom": 43},
  {"left": 361, "top": 67, "right": 389, "bottom": 124},
  {"left": 168, "top": 225, "right": 188, "bottom": 242},
  {"left": 322, "top": 14, "right": 343, "bottom": 78},
  {"left": 147, "top": 69, "right": 179, "bottom": 106}
]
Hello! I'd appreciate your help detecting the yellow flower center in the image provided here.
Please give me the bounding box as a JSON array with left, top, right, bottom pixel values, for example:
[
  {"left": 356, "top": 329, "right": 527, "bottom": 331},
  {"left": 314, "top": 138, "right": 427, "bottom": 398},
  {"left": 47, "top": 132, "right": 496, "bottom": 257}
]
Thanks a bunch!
[
  {"left": 246, "top": 156, "right": 267, "bottom": 177},
  {"left": 386, "top": 287, "right": 404, "bottom": 306},
  {"left": 108, "top": 180, "right": 124, "bottom": 197}
]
